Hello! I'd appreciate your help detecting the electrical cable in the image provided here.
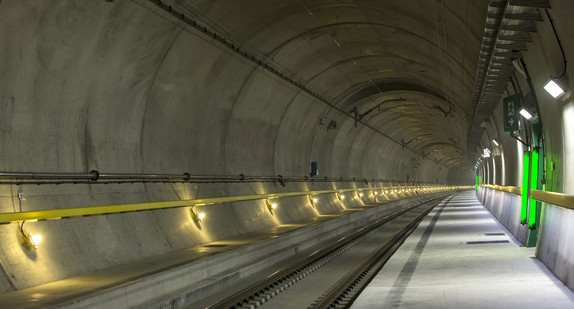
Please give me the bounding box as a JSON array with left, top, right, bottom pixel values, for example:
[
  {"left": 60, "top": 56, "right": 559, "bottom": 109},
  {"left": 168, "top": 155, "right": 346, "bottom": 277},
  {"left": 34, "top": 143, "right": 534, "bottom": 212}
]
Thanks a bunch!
[{"left": 545, "top": 9, "right": 567, "bottom": 79}]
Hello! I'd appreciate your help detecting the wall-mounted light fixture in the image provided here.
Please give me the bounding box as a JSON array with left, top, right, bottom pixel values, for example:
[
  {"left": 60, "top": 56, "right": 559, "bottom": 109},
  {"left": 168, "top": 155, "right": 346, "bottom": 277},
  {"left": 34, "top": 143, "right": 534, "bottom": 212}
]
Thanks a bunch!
[
  {"left": 308, "top": 196, "right": 318, "bottom": 207},
  {"left": 492, "top": 139, "right": 499, "bottom": 147},
  {"left": 190, "top": 207, "right": 205, "bottom": 222},
  {"left": 266, "top": 199, "right": 277, "bottom": 211},
  {"left": 519, "top": 108, "right": 533, "bottom": 120},
  {"left": 358, "top": 192, "right": 364, "bottom": 197},
  {"left": 20, "top": 222, "right": 42, "bottom": 249},
  {"left": 337, "top": 193, "right": 345, "bottom": 202},
  {"left": 543, "top": 80, "right": 565, "bottom": 98}
]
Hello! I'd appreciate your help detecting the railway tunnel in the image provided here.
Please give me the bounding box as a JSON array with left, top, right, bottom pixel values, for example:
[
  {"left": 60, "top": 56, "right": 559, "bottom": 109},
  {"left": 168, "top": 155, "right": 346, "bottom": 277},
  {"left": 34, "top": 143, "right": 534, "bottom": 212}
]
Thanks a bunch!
[{"left": 0, "top": 0, "right": 574, "bottom": 308}]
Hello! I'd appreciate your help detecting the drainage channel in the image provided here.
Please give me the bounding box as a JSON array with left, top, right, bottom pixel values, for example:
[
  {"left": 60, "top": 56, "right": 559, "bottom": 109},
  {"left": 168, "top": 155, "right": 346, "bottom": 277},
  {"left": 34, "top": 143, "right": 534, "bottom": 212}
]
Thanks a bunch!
[{"left": 204, "top": 194, "right": 451, "bottom": 309}]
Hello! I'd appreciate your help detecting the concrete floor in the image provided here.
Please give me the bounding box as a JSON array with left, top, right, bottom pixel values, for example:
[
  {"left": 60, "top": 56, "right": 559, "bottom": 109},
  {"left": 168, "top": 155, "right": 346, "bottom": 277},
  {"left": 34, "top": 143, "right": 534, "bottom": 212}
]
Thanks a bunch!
[{"left": 351, "top": 191, "right": 574, "bottom": 309}]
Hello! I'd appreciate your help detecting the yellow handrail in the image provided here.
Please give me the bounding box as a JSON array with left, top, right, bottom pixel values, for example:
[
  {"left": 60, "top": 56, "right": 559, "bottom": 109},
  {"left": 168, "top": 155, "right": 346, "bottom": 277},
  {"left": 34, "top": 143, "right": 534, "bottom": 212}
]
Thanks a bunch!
[
  {"left": 0, "top": 185, "right": 468, "bottom": 224},
  {"left": 530, "top": 190, "right": 574, "bottom": 211},
  {"left": 478, "top": 184, "right": 574, "bottom": 210},
  {"left": 479, "top": 184, "right": 521, "bottom": 195}
]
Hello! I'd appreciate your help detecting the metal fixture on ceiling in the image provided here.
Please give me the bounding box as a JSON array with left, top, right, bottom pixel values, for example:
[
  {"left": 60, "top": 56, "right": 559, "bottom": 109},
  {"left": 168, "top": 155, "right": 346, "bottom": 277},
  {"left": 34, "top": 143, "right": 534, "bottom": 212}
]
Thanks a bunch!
[
  {"left": 467, "top": 0, "right": 550, "bottom": 162},
  {"left": 351, "top": 98, "right": 406, "bottom": 127}
]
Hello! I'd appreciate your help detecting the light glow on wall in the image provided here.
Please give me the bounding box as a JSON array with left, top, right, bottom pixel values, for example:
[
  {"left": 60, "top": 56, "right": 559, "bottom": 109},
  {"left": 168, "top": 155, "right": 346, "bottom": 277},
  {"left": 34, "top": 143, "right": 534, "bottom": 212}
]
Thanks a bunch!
[
  {"left": 501, "top": 149, "right": 506, "bottom": 185},
  {"left": 564, "top": 105, "right": 574, "bottom": 194},
  {"left": 492, "top": 154, "right": 496, "bottom": 185},
  {"left": 516, "top": 139, "right": 524, "bottom": 186}
]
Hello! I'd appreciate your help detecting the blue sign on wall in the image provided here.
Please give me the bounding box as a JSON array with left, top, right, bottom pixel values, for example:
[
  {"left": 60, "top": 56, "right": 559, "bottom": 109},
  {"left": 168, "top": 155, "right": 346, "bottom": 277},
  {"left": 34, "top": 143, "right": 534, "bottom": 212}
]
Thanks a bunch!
[{"left": 311, "top": 162, "right": 318, "bottom": 176}]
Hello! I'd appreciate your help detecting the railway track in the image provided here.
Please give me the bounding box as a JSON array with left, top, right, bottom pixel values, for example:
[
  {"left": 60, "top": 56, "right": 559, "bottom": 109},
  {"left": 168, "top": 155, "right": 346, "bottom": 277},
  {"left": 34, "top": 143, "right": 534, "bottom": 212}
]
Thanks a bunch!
[{"left": 199, "top": 194, "right": 453, "bottom": 309}]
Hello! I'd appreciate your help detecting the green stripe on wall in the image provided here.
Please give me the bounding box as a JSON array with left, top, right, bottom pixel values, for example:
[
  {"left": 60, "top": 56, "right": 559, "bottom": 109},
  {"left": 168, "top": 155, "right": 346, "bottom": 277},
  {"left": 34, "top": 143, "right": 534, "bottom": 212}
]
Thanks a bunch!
[
  {"left": 521, "top": 152, "right": 530, "bottom": 225},
  {"left": 529, "top": 148, "right": 539, "bottom": 229}
]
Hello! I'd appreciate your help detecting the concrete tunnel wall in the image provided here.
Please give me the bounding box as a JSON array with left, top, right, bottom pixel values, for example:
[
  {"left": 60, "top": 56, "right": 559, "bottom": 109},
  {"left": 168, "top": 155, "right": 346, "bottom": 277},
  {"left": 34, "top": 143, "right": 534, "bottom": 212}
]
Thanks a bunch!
[
  {"left": 0, "top": 1, "right": 461, "bottom": 293},
  {"left": 475, "top": 0, "right": 574, "bottom": 292}
]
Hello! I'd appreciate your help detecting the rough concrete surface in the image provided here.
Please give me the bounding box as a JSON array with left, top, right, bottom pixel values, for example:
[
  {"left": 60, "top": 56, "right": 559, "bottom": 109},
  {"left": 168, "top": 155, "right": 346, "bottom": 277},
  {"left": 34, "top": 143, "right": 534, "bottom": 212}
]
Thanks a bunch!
[
  {"left": 352, "top": 191, "right": 574, "bottom": 309},
  {"left": 0, "top": 0, "right": 573, "bottom": 307}
]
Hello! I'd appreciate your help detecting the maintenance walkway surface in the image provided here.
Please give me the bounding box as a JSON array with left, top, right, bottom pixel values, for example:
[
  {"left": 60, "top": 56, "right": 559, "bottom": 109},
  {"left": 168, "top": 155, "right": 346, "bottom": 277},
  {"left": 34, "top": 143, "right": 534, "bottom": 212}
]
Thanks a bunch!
[{"left": 351, "top": 190, "right": 574, "bottom": 309}]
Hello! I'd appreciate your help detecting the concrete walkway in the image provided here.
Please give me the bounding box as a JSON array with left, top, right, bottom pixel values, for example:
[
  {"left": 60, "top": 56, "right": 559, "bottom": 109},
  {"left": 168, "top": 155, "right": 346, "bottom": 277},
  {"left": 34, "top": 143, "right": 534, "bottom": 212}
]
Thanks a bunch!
[{"left": 351, "top": 190, "right": 574, "bottom": 309}]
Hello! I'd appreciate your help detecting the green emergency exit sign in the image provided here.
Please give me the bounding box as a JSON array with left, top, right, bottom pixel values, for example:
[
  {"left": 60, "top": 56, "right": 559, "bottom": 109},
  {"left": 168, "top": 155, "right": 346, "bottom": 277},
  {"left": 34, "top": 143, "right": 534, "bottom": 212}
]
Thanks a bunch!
[{"left": 503, "top": 94, "right": 520, "bottom": 132}]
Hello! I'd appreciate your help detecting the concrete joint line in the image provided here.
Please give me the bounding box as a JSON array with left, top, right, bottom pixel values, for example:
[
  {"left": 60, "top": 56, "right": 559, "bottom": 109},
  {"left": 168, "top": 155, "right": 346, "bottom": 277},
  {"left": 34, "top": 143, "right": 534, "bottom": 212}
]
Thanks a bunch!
[{"left": 386, "top": 194, "right": 455, "bottom": 304}]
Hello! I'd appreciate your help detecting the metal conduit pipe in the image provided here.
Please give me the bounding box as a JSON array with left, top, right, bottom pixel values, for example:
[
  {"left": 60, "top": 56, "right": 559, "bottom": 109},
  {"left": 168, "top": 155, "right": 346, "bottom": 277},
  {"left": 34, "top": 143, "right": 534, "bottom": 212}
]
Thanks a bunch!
[
  {"left": 0, "top": 171, "right": 97, "bottom": 180},
  {"left": 97, "top": 173, "right": 191, "bottom": 180},
  {"left": 0, "top": 170, "right": 437, "bottom": 186}
]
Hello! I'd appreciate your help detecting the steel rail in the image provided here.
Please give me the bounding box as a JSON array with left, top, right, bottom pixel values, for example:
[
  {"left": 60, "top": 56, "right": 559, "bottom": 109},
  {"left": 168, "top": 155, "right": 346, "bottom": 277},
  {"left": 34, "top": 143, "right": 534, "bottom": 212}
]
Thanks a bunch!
[
  {"left": 0, "top": 186, "right": 466, "bottom": 224},
  {"left": 478, "top": 184, "right": 574, "bottom": 210},
  {"left": 205, "top": 195, "right": 448, "bottom": 309},
  {"left": 312, "top": 198, "right": 442, "bottom": 309}
]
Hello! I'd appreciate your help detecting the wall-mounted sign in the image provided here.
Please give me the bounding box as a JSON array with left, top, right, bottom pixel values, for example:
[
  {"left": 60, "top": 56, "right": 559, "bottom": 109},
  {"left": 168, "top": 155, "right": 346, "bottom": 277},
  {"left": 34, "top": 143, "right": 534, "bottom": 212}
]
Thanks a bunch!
[
  {"left": 311, "top": 162, "right": 318, "bottom": 176},
  {"left": 503, "top": 94, "right": 520, "bottom": 132}
]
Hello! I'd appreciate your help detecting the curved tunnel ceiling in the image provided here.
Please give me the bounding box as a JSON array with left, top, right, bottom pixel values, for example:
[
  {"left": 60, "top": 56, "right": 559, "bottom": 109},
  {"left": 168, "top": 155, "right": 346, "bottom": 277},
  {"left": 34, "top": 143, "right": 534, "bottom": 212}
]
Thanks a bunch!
[{"left": 164, "top": 0, "right": 490, "bottom": 168}]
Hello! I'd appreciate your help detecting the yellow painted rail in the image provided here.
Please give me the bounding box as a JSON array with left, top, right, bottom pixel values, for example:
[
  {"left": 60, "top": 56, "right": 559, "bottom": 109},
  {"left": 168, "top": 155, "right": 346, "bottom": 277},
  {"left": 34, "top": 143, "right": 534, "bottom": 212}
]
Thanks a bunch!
[
  {"left": 479, "top": 184, "right": 521, "bottom": 195},
  {"left": 478, "top": 184, "right": 574, "bottom": 210},
  {"left": 0, "top": 185, "right": 469, "bottom": 224},
  {"left": 530, "top": 190, "right": 574, "bottom": 211}
]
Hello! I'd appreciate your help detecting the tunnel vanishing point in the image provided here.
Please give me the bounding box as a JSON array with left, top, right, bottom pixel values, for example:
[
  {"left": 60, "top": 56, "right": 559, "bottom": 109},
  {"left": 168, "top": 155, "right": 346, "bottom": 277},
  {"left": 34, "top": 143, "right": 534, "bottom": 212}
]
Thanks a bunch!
[{"left": 1, "top": 0, "right": 574, "bottom": 308}]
